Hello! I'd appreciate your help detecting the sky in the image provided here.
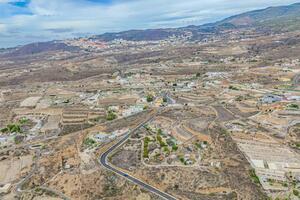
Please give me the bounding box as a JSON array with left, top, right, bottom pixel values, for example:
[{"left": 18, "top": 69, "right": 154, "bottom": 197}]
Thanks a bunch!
[{"left": 0, "top": 0, "right": 299, "bottom": 48}]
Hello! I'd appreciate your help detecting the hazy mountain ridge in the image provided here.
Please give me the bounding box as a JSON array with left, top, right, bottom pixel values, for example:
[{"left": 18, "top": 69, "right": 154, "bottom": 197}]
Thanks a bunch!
[
  {"left": 1, "top": 2, "right": 300, "bottom": 57},
  {"left": 95, "top": 2, "right": 300, "bottom": 41},
  {"left": 215, "top": 2, "right": 300, "bottom": 31}
]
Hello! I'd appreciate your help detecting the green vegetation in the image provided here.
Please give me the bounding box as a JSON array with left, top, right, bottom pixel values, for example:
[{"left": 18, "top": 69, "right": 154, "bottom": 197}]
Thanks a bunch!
[
  {"left": 249, "top": 169, "right": 260, "bottom": 184},
  {"left": 157, "top": 128, "right": 163, "bottom": 135},
  {"left": 1, "top": 123, "right": 21, "bottom": 134},
  {"left": 196, "top": 72, "right": 201, "bottom": 77},
  {"left": 106, "top": 110, "right": 117, "bottom": 121},
  {"left": 144, "top": 125, "right": 150, "bottom": 131},
  {"left": 19, "top": 117, "right": 29, "bottom": 125},
  {"left": 229, "top": 85, "right": 239, "bottom": 90},
  {"left": 195, "top": 142, "right": 201, "bottom": 149},
  {"left": 287, "top": 103, "right": 299, "bottom": 110},
  {"left": 163, "top": 146, "right": 170, "bottom": 154},
  {"left": 282, "top": 182, "right": 288, "bottom": 187},
  {"left": 172, "top": 145, "right": 178, "bottom": 151},
  {"left": 163, "top": 97, "right": 168, "bottom": 103},
  {"left": 146, "top": 94, "right": 154, "bottom": 102},
  {"left": 154, "top": 153, "right": 161, "bottom": 158},
  {"left": 293, "top": 189, "right": 299, "bottom": 196},
  {"left": 179, "top": 156, "right": 185, "bottom": 164},
  {"left": 8, "top": 124, "right": 21, "bottom": 133},
  {"left": 157, "top": 133, "right": 167, "bottom": 147},
  {"left": 0, "top": 127, "right": 8, "bottom": 133},
  {"left": 166, "top": 138, "right": 175, "bottom": 146},
  {"left": 220, "top": 128, "right": 229, "bottom": 136},
  {"left": 63, "top": 99, "right": 70, "bottom": 103},
  {"left": 83, "top": 138, "right": 96, "bottom": 147},
  {"left": 235, "top": 95, "right": 243, "bottom": 102},
  {"left": 143, "top": 137, "right": 151, "bottom": 158},
  {"left": 1, "top": 118, "right": 28, "bottom": 134}
]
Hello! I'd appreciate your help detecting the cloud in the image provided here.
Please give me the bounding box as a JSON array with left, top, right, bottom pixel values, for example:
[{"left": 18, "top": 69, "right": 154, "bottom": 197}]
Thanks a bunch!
[
  {"left": 0, "top": 0, "right": 300, "bottom": 47},
  {"left": 0, "top": 23, "right": 6, "bottom": 32},
  {"left": 45, "top": 28, "right": 74, "bottom": 33}
]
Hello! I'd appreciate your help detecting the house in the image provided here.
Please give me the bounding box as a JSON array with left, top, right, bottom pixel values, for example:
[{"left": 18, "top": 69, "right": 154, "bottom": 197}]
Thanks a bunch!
[{"left": 261, "top": 94, "right": 282, "bottom": 104}]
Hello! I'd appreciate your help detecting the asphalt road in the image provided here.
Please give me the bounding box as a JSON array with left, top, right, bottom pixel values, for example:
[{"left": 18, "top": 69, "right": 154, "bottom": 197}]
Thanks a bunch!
[{"left": 99, "top": 112, "right": 177, "bottom": 200}]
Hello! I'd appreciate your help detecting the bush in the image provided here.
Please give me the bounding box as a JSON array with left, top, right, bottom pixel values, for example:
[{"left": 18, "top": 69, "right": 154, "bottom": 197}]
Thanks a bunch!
[
  {"left": 19, "top": 117, "right": 29, "bottom": 124},
  {"left": 0, "top": 127, "right": 8, "bottom": 133},
  {"left": 163, "top": 146, "right": 169, "bottom": 153},
  {"left": 143, "top": 137, "right": 150, "bottom": 158},
  {"left": 157, "top": 134, "right": 166, "bottom": 147},
  {"left": 249, "top": 169, "right": 260, "bottom": 184},
  {"left": 84, "top": 138, "right": 96, "bottom": 146},
  {"left": 146, "top": 94, "right": 154, "bottom": 102},
  {"left": 106, "top": 111, "right": 117, "bottom": 121},
  {"left": 179, "top": 157, "right": 185, "bottom": 163},
  {"left": 157, "top": 128, "right": 163, "bottom": 135},
  {"left": 172, "top": 145, "right": 178, "bottom": 151},
  {"left": 7, "top": 124, "right": 21, "bottom": 133},
  {"left": 288, "top": 104, "right": 299, "bottom": 109},
  {"left": 293, "top": 189, "right": 299, "bottom": 196},
  {"left": 229, "top": 85, "right": 239, "bottom": 90}
]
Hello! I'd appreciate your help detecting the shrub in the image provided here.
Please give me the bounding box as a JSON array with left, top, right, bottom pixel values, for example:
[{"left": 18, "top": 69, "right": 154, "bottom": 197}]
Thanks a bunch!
[
  {"left": 249, "top": 169, "right": 260, "bottom": 184},
  {"left": 1, "top": 127, "right": 8, "bottom": 133},
  {"left": 146, "top": 94, "right": 154, "bottom": 102},
  {"left": 7, "top": 124, "right": 21, "bottom": 133},
  {"left": 143, "top": 137, "right": 150, "bottom": 158},
  {"left": 106, "top": 111, "right": 117, "bottom": 121},
  {"left": 157, "top": 134, "right": 166, "bottom": 147},
  {"left": 172, "top": 145, "right": 178, "bottom": 151},
  {"left": 179, "top": 157, "right": 185, "bottom": 163},
  {"left": 19, "top": 117, "right": 29, "bottom": 124},
  {"left": 84, "top": 138, "right": 96, "bottom": 146},
  {"left": 288, "top": 104, "right": 299, "bottom": 109},
  {"left": 229, "top": 85, "right": 239, "bottom": 90}
]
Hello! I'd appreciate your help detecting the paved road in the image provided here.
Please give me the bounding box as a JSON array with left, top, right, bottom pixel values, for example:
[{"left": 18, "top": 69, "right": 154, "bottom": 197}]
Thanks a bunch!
[{"left": 99, "top": 113, "right": 177, "bottom": 200}]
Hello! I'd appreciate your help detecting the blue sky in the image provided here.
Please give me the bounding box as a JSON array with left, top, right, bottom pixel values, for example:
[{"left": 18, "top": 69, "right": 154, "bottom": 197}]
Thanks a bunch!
[{"left": 0, "top": 0, "right": 299, "bottom": 48}]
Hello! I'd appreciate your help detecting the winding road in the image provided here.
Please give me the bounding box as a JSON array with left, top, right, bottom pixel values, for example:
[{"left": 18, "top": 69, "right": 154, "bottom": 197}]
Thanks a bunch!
[{"left": 99, "top": 111, "right": 177, "bottom": 200}]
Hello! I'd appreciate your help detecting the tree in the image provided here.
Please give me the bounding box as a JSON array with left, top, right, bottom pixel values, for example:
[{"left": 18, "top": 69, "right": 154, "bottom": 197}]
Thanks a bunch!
[
  {"left": 172, "top": 145, "right": 178, "bottom": 151},
  {"left": 19, "top": 117, "right": 29, "bottom": 125},
  {"left": 157, "top": 128, "right": 162, "bottom": 135},
  {"left": 1, "top": 127, "right": 8, "bottom": 133},
  {"left": 106, "top": 111, "right": 117, "bottom": 121},
  {"left": 146, "top": 94, "right": 154, "bottom": 102},
  {"left": 157, "top": 134, "right": 166, "bottom": 147},
  {"left": 143, "top": 137, "right": 150, "bottom": 158}
]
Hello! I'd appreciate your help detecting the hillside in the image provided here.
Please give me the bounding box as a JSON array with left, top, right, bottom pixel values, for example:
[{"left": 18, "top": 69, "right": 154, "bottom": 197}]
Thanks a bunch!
[
  {"left": 0, "top": 41, "right": 80, "bottom": 58},
  {"left": 1, "top": 2, "right": 300, "bottom": 57},
  {"left": 94, "top": 2, "right": 300, "bottom": 42},
  {"left": 216, "top": 2, "right": 300, "bottom": 31}
]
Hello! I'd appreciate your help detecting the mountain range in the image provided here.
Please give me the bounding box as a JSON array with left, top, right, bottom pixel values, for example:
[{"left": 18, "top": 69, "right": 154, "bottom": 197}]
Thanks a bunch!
[
  {"left": 1, "top": 2, "right": 300, "bottom": 57},
  {"left": 94, "top": 2, "right": 300, "bottom": 41}
]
